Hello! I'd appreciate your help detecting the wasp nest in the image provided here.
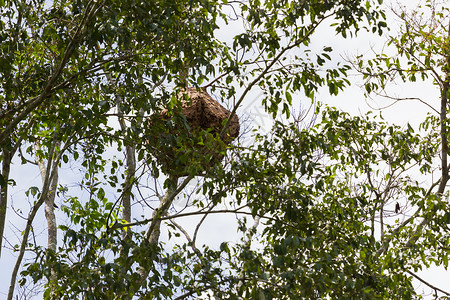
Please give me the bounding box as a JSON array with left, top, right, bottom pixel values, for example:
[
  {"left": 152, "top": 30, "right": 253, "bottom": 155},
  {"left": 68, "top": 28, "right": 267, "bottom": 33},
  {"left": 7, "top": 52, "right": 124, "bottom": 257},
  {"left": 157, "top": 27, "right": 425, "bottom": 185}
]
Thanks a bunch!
[{"left": 148, "top": 87, "right": 239, "bottom": 176}]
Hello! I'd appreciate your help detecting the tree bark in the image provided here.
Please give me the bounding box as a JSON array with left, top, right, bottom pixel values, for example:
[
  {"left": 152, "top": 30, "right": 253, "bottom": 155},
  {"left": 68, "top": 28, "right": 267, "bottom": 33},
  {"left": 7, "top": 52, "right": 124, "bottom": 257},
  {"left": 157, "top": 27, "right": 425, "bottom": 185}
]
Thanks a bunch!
[
  {"left": 122, "top": 145, "right": 135, "bottom": 228},
  {"left": 0, "top": 146, "right": 12, "bottom": 257},
  {"left": 8, "top": 136, "right": 60, "bottom": 300},
  {"left": 146, "top": 177, "right": 179, "bottom": 245},
  {"left": 7, "top": 131, "right": 74, "bottom": 300},
  {"left": 119, "top": 143, "right": 135, "bottom": 267},
  {"left": 35, "top": 142, "right": 59, "bottom": 251},
  {"left": 35, "top": 141, "right": 59, "bottom": 298},
  {"left": 134, "top": 175, "right": 195, "bottom": 293}
]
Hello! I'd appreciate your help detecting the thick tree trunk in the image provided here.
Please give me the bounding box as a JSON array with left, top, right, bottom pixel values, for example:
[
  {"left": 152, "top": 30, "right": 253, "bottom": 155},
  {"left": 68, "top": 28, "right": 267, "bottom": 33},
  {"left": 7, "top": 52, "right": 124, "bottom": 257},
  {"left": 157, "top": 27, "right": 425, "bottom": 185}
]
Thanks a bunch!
[{"left": 0, "top": 146, "right": 11, "bottom": 257}]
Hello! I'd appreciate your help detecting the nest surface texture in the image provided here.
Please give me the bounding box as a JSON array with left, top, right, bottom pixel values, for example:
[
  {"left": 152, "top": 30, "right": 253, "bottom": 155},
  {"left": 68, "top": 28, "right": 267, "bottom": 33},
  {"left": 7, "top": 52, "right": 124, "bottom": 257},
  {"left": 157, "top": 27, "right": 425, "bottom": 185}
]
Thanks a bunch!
[
  {"left": 161, "top": 87, "right": 240, "bottom": 139},
  {"left": 150, "top": 87, "right": 240, "bottom": 176}
]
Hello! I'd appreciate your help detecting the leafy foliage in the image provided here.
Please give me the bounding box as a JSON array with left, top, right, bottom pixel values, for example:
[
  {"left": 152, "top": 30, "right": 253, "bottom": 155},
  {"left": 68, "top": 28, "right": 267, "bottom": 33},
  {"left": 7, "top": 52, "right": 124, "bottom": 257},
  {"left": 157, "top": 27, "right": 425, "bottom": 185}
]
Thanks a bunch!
[{"left": 4, "top": 0, "right": 450, "bottom": 299}]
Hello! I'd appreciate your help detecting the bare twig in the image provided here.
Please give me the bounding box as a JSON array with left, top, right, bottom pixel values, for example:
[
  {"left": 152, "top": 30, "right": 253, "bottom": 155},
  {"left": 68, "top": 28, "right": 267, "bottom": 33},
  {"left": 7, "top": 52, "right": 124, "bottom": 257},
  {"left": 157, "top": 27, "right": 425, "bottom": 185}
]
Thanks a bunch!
[
  {"left": 406, "top": 269, "right": 450, "bottom": 296},
  {"left": 168, "top": 219, "right": 196, "bottom": 251}
]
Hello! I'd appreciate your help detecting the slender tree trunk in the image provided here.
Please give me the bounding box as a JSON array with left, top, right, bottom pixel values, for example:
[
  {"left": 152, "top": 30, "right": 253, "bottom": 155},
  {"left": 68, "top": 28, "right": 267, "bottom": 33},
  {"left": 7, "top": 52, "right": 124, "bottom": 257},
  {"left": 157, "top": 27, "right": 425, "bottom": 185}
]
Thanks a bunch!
[
  {"left": 8, "top": 133, "right": 62, "bottom": 300},
  {"left": 147, "top": 177, "right": 179, "bottom": 245},
  {"left": 117, "top": 114, "right": 136, "bottom": 246},
  {"left": 35, "top": 142, "right": 59, "bottom": 251},
  {"left": 106, "top": 72, "right": 138, "bottom": 232},
  {"left": 0, "top": 146, "right": 12, "bottom": 257},
  {"left": 122, "top": 145, "right": 135, "bottom": 227},
  {"left": 405, "top": 25, "right": 450, "bottom": 249},
  {"left": 134, "top": 175, "right": 192, "bottom": 293},
  {"left": 35, "top": 141, "right": 59, "bottom": 299},
  {"left": 119, "top": 143, "right": 135, "bottom": 272}
]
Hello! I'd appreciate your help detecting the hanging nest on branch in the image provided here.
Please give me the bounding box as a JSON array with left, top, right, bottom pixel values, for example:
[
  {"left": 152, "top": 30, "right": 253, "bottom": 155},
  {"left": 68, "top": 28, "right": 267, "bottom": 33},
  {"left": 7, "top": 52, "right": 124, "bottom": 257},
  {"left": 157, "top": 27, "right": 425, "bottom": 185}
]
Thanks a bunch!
[{"left": 148, "top": 87, "right": 240, "bottom": 176}]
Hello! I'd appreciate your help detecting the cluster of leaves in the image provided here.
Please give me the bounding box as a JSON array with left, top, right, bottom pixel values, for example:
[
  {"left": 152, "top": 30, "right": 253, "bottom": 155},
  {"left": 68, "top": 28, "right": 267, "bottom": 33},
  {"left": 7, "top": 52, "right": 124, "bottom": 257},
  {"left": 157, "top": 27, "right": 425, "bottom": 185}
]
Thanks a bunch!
[
  {"left": 201, "top": 106, "right": 438, "bottom": 298},
  {"left": 356, "top": 2, "right": 450, "bottom": 94},
  {"left": 12, "top": 0, "right": 450, "bottom": 299},
  {"left": 20, "top": 100, "right": 449, "bottom": 298},
  {"left": 22, "top": 213, "right": 238, "bottom": 299}
]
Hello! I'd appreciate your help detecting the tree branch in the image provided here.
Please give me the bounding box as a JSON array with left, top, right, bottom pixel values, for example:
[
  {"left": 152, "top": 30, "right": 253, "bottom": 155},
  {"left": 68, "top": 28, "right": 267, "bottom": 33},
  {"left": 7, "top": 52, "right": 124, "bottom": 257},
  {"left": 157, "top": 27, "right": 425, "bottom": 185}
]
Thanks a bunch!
[
  {"left": 406, "top": 269, "right": 450, "bottom": 296},
  {"left": 0, "top": 0, "right": 105, "bottom": 144},
  {"left": 220, "top": 13, "right": 333, "bottom": 137}
]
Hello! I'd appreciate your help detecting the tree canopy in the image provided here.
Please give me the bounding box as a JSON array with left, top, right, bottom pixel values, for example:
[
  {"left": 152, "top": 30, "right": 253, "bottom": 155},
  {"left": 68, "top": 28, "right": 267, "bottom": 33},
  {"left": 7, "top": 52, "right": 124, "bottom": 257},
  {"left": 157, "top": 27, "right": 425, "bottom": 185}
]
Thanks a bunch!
[{"left": 1, "top": 0, "right": 450, "bottom": 298}]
